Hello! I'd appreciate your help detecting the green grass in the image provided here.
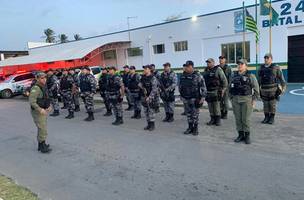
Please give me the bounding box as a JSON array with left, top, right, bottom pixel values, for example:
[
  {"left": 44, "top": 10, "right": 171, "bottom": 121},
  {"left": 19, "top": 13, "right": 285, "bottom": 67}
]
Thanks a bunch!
[{"left": 0, "top": 175, "right": 39, "bottom": 200}]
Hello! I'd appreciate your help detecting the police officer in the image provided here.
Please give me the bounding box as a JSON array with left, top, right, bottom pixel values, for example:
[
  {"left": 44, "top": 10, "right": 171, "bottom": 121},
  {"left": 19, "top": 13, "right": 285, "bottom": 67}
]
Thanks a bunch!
[
  {"left": 159, "top": 62, "right": 177, "bottom": 122},
  {"left": 217, "top": 55, "right": 232, "bottom": 119},
  {"left": 203, "top": 58, "right": 228, "bottom": 126},
  {"left": 69, "top": 68, "right": 80, "bottom": 112},
  {"left": 106, "top": 66, "right": 125, "bottom": 126},
  {"left": 258, "top": 53, "right": 287, "bottom": 124},
  {"left": 179, "top": 61, "right": 207, "bottom": 136},
  {"left": 128, "top": 66, "right": 142, "bottom": 119},
  {"left": 180, "top": 64, "right": 187, "bottom": 116},
  {"left": 230, "top": 59, "right": 260, "bottom": 144},
  {"left": 60, "top": 69, "right": 75, "bottom": 119},
  {"left": 79, "top": 66, "right": 97, "bottom": 121},
  {"left": 122, "top": 65, "right": 133, "bottom": 111},
  {"left": 46, "top": 69, "right": 60, "bottom": 117},
  {"left": 150, "top": 64, "right": 161, "bottom": 113},
  {"left": 139, "top": 65, "right": 158, "bottom": 131},
  {"left": 29, "top": 72, "right": 52, "bottom": 153},
  {"left": 98, "top": 66, "right": 112, "bottom": 116}
]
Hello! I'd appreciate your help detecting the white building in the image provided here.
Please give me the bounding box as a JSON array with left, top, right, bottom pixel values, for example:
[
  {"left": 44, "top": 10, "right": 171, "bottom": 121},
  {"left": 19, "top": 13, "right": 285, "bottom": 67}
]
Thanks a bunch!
[{"left": 0, "top": 0, "right": 303, "bottom": 82}]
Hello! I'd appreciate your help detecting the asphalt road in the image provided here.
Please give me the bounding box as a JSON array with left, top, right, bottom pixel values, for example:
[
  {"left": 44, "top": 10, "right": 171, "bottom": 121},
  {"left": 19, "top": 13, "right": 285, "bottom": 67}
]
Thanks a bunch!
[
  {"left": 0, "top": 98, "right": 303, "bottom": 200},
  {"left": 278, "top": 83, "right": 304, "bottom": 115}
]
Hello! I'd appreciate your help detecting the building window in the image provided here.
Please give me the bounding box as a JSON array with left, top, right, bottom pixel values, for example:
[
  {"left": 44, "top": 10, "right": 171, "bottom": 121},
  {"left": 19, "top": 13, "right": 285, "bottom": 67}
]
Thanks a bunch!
[
  {"left": 153, "top": 44, "right": 165, "bottom": 54},
  {"left": 174, "top": 41, "right": 188, "bottom": 52},
  {"left": 103, "top": 50, "right": 116, "bottom": 60},
  {"left": 127, "top": 47, "right": 143, "bottom": 57},
  {"left": 221, "top": 42, "right": 250, "bottom": 64}
]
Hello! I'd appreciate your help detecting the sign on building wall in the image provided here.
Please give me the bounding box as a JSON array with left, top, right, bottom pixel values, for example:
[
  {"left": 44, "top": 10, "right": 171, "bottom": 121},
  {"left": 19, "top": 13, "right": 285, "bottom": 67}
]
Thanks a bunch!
[{"left": 234, "top": 11, "right": 244, "bottom": 33}]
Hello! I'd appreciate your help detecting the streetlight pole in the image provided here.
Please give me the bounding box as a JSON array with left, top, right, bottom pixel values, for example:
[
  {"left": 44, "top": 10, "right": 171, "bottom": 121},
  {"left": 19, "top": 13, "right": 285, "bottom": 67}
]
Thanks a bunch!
[{"left": 127, "top": 16, "right": 138, "bottom": 41}]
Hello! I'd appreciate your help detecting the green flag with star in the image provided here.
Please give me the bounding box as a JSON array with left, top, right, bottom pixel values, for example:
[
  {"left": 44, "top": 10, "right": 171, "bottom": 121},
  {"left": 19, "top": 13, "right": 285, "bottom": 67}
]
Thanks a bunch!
[{"left": 260, "top": 0, "right": 279, "bottom": 24}]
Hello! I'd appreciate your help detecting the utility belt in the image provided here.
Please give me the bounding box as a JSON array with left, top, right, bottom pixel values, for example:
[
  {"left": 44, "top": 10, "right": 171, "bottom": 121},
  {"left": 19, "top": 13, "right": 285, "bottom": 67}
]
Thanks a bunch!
[
  {"left": 261, "top": 84, "right": 277, "bottom": 90},
  {"left": 260, "top": 94, "right": 277, "bottom": 101}
]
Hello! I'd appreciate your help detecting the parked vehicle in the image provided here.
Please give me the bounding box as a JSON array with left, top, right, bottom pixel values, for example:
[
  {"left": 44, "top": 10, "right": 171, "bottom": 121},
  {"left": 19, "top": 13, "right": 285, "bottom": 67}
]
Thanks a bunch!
[{"left": 0, "top": 72, "right": 35, "bottom": 98}]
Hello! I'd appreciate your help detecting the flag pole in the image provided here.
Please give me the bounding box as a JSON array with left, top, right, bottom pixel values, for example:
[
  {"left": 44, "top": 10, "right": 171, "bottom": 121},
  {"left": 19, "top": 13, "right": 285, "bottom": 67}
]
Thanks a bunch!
[
  {"left": 255, "top": 0, "right": 259, "bottom": 73},
  {"left": 243, "top": 1, "right": 246, "bottom": 59},
  {"left": 269, "top": 0, "right": 272, "bottom": 54}
]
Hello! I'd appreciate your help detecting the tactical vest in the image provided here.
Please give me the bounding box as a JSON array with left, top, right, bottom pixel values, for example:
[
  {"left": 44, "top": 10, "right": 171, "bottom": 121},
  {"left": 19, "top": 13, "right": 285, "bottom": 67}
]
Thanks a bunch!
[
  {"left": 219, "top": 64, "right": 229, "bottom": 79},
  {"left": 36, "top": 84, "right": 51, "bottom": 109},
  {"left": 160, "top": 71, "right": 174, "bottom": 88},
  {"left": 122, "top": 73, "right": 129, "bottom": 87},
  {"left": 60, "top": 76, "right": 73, "bottom": 90},
  {"left": 99, "top": 74, "right": 108, "bottom": 92},
  {"left": 179, "top": 71, "right": 200, "bottom": 99},
  {"left": 259, "top": 64, "right": 277, "bottom": 86},
  {"left": 107, "top": 75, "right": 121, "bottom": 94},
  {"left": 204, "top": 66, "right": 220, "bottom": 91},
  {"left": 79, "top": 75, "right": 92, "bottom": 92},
  {"left": 230, "top": 71, "right": 252, "bottom": 96},
  {"left": 46, "top": 75, "right": 55, "bottom": 90},
  {"left": 141, "top": 75, "right": 153, "bottom": 96},
  {"left": 128, "top": 74, "right": 140, "bottom": 92}
]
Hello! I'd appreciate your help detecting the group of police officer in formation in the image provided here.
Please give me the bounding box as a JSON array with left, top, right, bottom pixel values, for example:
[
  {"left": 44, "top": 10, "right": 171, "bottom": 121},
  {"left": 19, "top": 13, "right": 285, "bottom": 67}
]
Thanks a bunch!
[{"left": 29, "top": 53, "right": 286, "bottom": 153}]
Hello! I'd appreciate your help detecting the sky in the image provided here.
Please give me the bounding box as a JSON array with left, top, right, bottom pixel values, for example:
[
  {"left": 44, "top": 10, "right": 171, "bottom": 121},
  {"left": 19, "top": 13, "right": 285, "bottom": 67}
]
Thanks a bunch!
[{"left": 0, "top": 0, "right": 257, "bottom": 50}]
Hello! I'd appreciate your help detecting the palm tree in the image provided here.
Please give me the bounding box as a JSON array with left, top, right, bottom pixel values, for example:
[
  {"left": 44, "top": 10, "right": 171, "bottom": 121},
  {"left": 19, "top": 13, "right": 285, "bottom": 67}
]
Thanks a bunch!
[
  {"left": 74, "top": 34, "right": 82, "bottom": 41},
  {"left": 58, "top": 34, "right": 69, "bottom": 43},
  {"left": 43, "top": 28, "right": 56, "bottom": 43}
]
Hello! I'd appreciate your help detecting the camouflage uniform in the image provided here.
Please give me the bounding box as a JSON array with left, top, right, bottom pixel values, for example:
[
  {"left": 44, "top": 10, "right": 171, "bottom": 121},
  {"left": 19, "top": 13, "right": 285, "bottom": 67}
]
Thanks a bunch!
[
  {"left": 60, "top": 74, "right": 75, "bottom": 118},
  {"left": 71, "top": 73, "right": 80, "bottom": 111},
  {"left": 203, "top": 66, "right": 228, "bottom": 126},
  {"left": 179, "top": 70, "right": 207, "bottom": 135},
  {"left": 152, "top": 70, "right": 161, "bottom": 113},
  {"left": 122, "top": 71, "right": 133, "bottom": 110},
  {"left": 128, "top": 73, "right": 142, "bottom": 118},
  {"left": 106, "top": 74, "right": 124, "bottom": 125},
  {"left": 258, "top": 63, "right": 286, "bottom": 124},
  {"left": 46, "top": 74, "right": 60, "bottom": 115},
  {"left": 159, "top": 70, "right": 177, "bottom": 122},
  {"left": 218, "top": 64, "right": 232, "bottom": 119},
  {"left": 79, "top": 73, "right": 97, "bottom": 120},
  {"left": 139, "top": 74, "right": 158, "bottom": 130},
  {"left": 99, "top": 72, "right": 112, "bottom": 115}
]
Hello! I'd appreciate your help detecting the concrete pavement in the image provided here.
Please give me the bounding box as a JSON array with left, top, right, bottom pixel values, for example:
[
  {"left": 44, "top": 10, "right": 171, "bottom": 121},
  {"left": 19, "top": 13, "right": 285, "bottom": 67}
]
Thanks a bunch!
[{"left": 0, "top": 98, "right": 303, "bottom": 200}]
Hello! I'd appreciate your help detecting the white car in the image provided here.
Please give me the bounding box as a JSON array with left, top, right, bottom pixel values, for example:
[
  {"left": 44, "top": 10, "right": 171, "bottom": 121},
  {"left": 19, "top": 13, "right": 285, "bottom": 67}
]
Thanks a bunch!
[{"left": 0, "top": 72, "right": 35, "bottom": 98}]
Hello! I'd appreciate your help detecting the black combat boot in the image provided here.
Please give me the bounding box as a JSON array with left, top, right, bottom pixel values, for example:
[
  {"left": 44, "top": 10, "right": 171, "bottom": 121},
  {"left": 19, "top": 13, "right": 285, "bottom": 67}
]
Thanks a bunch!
[
  {"left": 38, "top": 142, "right": 50, "bottom": 151},
  {"left": 244, "top": 132, "right": 251, "bottom": 144},
  {"left": 267, "top": 113, "right": 275, "bottom": 124},
  {"left": 234, "top": 131, "right": 245, "bottom": 143},
  {"left": 167, "top": 113, "right": 174, "bottom": 123},
  {"left": 84, "top": 112, "right": 94, "bottom": 121},
  {"left": 184, "top": 123, "right": 193, "bottom": 135},
  {"left": 144, "top": 121, "right": 151, "bottom": 130},
  {"left": 192, "top": 124, "right": 199, "bottom": 136},
  {"left": 207, "top": 116, "right": 216, "bottom": 125},
  {"left": 74, "top": 105, "right": 80, "bottom": 112},
  {"left": 39, "top": 141, "right": 52, "bottom": 153},
  {"left": 148, "top": 122, "right": 155, "bottom": 131},
  {"left": 135, "top": 111, "right": 141, "bottom": 119},
  {"left": 65, "top": 111, "right": 74, "bottom": 119},
  {"left": 112, "top": 117, "right": 123, "bottom": 125},
  {"left": 261, "top": 113, "right": 270, "bottom": 124},
  {"left": 162, "top": 113, "right": 170, "bottom": 122},
  {"left": 215, "top": 116, "right": 221, "bottom": 126},
  {"left": 181, "top": 111, "right": 186, "bottom": 116},
  {"left": 104, "top": 110, "right": 112, "bottom": 116},
  {"left": 131, "top": 111, "right": 138, "bottom": 119},
  {"left": 221, "top": 111, "right": 228, "bottom": 119},
  {"left": 50, "top": 110, "right": 60, "bottom": 117}
]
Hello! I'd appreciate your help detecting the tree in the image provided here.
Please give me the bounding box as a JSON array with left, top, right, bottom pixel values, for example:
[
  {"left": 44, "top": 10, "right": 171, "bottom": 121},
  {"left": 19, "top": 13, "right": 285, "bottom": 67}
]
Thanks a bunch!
[
  {"left": 74, "top": 34, "right": 82, "bottom": 41},
  {"left": 58, "top": 34, "right": 69, "bottom": 43},
  {"left": 43, "top": 28, "right": 56, "bottom": 43}
]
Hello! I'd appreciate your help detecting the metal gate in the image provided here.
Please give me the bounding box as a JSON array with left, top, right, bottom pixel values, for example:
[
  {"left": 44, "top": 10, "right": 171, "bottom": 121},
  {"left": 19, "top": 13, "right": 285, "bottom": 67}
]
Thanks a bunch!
[{"left": 288, "top": 35, "right": 304, "bottom": 83}]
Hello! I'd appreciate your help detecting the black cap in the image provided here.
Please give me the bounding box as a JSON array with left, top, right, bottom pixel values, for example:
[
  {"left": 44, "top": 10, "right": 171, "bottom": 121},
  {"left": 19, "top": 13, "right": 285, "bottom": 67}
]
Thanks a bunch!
[
  {"left": 123, "top": 65, "right": 129, "bottom": 69},
  {"left": 163, "top": 62, "right": 171, "bottom": 67},
  {"left": 185, "top": 60, "right": 194, "bottom": 67},
  {"left": 130, "top": 66, "right": 136, "bottom": 70},
  {"left": 182, "top": 64, "right": 187, "bottom": 67},
  {"left": 108, "top": 66, "right": 116, "bottom": 70},
  {"left": 81, "top": 66, "right": 90, "bottom": 71},
  {"left": 219, "top": 55, "right": 226, "bottom": 59},
  {"left": 143, "top": 65, "right": 152, "bottom": 69},
  {"left": 150, "top": 64, "right": 155, "bottom": 68}
]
